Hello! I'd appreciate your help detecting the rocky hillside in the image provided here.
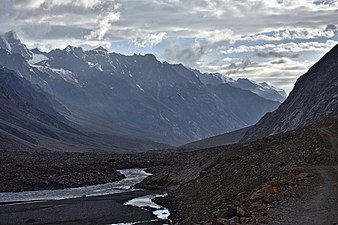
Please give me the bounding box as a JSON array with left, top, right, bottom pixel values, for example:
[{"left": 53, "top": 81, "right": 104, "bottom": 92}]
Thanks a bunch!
[
  {"left": 142, "top": 116, "right": 338, "bottom": 224},
  {"left": 242, "top": 44, "right": 338, "bottom": 142},
  {"left": 208, "top": 84, "right": 279, "bottom": 125},
  {"left": 181, "top": 126, "right": 251, "bottom": 149},
  {"left": 0, "top": 66, "right": 80, "bottom": 143}
]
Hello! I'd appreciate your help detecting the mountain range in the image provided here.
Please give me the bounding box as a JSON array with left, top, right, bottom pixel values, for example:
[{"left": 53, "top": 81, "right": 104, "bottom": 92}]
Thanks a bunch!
[{"left": 0, "top": 31, "right": 286, "bottom": 150}]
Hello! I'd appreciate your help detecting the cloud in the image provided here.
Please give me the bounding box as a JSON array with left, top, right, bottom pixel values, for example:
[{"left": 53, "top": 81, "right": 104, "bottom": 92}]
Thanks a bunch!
[
  {"left": 204, "top": 50, "right": 318, "bottom": 93},
  {"left": 0, "top": 0, "right": 337, "bottom": 93},
  {"left": 223, "top": 58, "right": 253, "bottom": 74},
  {"left": 132, "top": 32, "right": 167, "bottom": 48},
  {"left": 222, "top": 57, "right": 240, "bottom": 62},
  {"left": 201, "top": 56, "right": 312, "bottom": 92},
  {"left": 2, "top": 0, "right": 337, "bottom": 47},
  {"left": 12, "top": 0, "right": 103, "bottom": 10},
  {"left": 86, "top": 11, "right": 120, "bottom": 40},
  {"left": 270, "top": 59, "right": 288, "bottom": 64},
  {"left": 161, "top": 43, "right": 208, "bottom": 68},
  {"left": 325, "top": 24, "right": 337, "bottom": 31},
  {"left": 240, "top": 26, "right": 336, "bottom": 42},
  {"left": 85, "top": 2, "right": 121, "bottom": 40},
  {"left": 222, "top": 40, "right": 338, "bottom": 54},
  {"left": 196, "top": 29, "right": 236, "bottom": 44},
  {"left": 255, "top": 50, "right": 300, "bottom": 59}
]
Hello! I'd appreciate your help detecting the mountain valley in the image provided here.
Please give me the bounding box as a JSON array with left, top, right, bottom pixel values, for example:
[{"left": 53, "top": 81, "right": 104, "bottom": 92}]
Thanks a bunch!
[{"left": 0, "top": 32, "right": 337, "bottom": 225}]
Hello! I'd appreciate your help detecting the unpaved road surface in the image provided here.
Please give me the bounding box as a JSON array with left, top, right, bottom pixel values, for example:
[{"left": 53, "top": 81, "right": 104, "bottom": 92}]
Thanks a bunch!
[{"left": 276, "top": 125, "right": 338, "bottom": 225}]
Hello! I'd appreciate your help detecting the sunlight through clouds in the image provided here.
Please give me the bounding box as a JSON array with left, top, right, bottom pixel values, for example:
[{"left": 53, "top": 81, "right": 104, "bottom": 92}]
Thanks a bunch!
[{"left": 1, "top": 0, "right": 337, "bottom": 92}]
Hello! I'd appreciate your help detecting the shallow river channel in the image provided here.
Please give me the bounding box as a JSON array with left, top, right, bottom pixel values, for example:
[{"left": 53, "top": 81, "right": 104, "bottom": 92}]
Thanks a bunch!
[{"left": 0, "top": 168, "right": 171, "bottom": 225}]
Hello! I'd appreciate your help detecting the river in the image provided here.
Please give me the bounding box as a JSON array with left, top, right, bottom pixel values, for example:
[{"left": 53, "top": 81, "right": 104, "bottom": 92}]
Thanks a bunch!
[{"left": 0, "top": 168, "right": 171, "bottom": 225}]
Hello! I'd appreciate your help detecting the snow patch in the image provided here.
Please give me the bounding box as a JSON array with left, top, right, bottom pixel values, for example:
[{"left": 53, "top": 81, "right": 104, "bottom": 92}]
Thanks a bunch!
[
  {"left": 178, "top": 93, "right": 185, "bottom": 100},
  {"left": 136, "top": 84, "right": 144, "bottom": 92},
  {"left": 49, "top": 68, "right": 79, "bottom": 84},
  {"left": 29, "top": 53, "right": 48, "bottom": 64},
  {"left": 0, "top": 35, "right": 11, "bottom": 51},
  {"left": 65, "top": 46, "right": 73, "bottom": 53},
  {"left": 88, "top": 62, "right": 103, "bottom": 72}
]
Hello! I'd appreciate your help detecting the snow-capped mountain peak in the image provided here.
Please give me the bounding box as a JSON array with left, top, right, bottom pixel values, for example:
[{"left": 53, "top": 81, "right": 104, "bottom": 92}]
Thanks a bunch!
[
  {"left": 93, "top": 46, "right": 108, "bottom": 53},
  {"left": 4, "top": 30, "right": 20, "bottom": 41},
  {"left": 65, "top": 45, "right": 74, "bottom": 53},
  {"left": 0, "top": 31, "right": 33, "bottom": 60}
]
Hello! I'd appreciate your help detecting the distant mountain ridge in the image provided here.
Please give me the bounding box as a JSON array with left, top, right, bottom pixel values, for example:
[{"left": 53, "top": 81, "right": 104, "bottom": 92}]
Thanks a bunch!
[
  {"left": 0, "top": 31, "right": 284, "bottom": 148},
  {"left": 242, "top": 44, "right": 338, "bottom": 142},
  {"left": 192, "top": 70, "right": 287, "bottom": 102}
]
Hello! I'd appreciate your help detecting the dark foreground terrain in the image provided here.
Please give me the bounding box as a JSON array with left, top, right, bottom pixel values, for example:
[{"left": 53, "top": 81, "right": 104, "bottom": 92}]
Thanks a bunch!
[
  {"left": 140, "top": 116, "right": 338, "bottom": 224},
  {"left": 0, "top": 150, "right": 185, "bottom": 225},
  {"left": 0, "top": 117, "right": 337, "bottom": 225},
  {"left": 0, "top": 150, "right": 189, "bottom": 192}
]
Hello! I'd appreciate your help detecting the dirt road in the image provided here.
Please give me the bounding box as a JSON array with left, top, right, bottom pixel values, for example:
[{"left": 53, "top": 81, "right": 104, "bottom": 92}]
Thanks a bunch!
[{"left": 275, "top": 125, "right": 338, "bottom": 225}]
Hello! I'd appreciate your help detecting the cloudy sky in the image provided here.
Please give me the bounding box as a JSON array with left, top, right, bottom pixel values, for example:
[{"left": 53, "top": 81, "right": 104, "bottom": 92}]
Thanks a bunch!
[{"left": 1, "top": 0, "right": 338, "bottom": 92}]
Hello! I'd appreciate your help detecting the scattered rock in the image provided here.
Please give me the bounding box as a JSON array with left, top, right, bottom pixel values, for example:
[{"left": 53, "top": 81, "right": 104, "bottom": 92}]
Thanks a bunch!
[
  {"left": 228, "top": 216, "right": 239, "bottom": 224},
  {"left": 315, "top": 150, "right": 321, "bottom": 156},
  {"left": 296, "top": 172, "right": 309, "bottom": 179},
  {"left": 214, "top": 217, "right": 229, "bottom": 225},
  {"left": 236, "top": 206, "right": 246, "bottom": 217},
  {"left": 239, "top": 217, "right": 251, "bottom": 224},
  {"left": 249, "top": 185, "right": 274, "bottom": 202}
]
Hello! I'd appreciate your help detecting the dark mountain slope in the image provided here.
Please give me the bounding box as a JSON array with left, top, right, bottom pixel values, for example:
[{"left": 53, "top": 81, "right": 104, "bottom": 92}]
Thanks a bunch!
[
  {"left": 242, "top": 44, "right": 338, "bottom": 142},
  {"left": 0, "top": 66, "right": 80, "bottom": 140},
  {"left": 38, "top": 49, "right": 247, "bottom": 145},
  {"left": 208, "top": 84, "right": 280, "bottom": 125},
  {"left": 0, "top": 66, "right": 168, "bottom": 152},
  {"left": 181, "top": 126, "right": 251, "bottom": 149}
]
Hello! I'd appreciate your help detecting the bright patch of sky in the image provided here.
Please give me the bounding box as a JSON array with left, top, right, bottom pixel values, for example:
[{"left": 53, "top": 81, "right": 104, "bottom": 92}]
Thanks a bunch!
[{"left": 0, "top": 0, "right": 337, "bottom": 93}]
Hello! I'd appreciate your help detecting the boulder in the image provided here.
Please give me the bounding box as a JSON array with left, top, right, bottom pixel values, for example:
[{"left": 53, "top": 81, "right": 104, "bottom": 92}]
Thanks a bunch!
[
  {"left": 236, "top": 206, "right": 246, "bottom": 217},
  {"left": 249, "top": 184, "right": 274, "bottom": 202}
]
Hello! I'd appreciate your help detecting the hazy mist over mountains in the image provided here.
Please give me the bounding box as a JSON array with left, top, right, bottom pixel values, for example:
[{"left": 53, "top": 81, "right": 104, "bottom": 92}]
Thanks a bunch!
[{"left": 0, "top": 31, "right": 285, "bottom": 148}]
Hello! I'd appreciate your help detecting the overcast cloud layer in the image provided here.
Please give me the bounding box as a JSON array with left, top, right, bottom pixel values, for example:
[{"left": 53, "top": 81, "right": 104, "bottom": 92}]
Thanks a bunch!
[{"left": 1, "top": 0, "right": 338, "bottom": 92}]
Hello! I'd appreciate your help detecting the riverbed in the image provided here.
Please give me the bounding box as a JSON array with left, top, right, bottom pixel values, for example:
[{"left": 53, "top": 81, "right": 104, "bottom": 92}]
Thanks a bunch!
[{"left": 0, "top": 168, "right": 171, "bottom": 225}]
